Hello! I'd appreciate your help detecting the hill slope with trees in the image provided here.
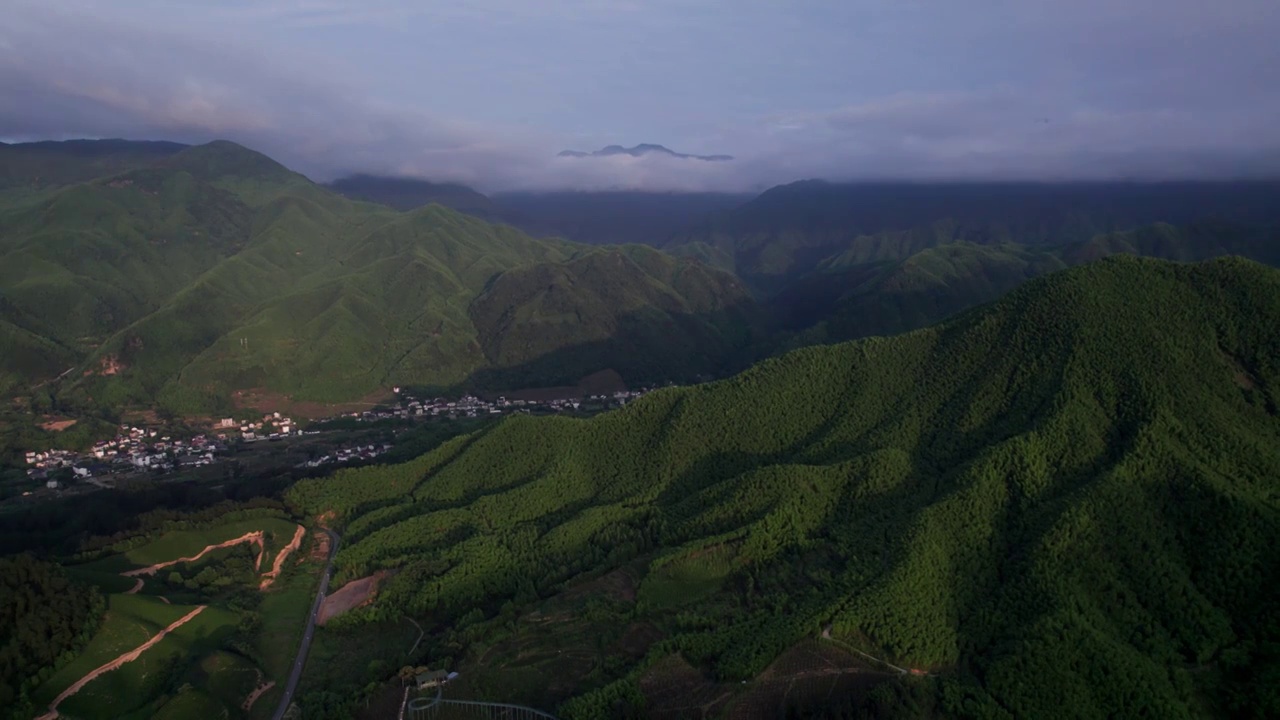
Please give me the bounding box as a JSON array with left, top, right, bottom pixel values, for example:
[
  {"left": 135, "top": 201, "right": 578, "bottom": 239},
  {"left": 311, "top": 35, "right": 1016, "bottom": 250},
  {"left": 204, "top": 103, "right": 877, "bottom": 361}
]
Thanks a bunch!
[
  {"left": 289, "top": 256, "right": 1280, "bottom": 718},
  {"left": 0, "top": 140, "right": 762, "bottom": 418}
]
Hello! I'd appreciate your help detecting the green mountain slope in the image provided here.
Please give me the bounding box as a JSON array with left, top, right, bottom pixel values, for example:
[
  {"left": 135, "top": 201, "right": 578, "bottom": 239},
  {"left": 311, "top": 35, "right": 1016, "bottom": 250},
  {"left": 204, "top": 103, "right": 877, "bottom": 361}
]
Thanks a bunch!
[
  {"left": 0, "top": 140, "right": 760, "bottom": 414},
  {"left": 0, "top": 165, "right": 253, "bottom": 351},
  {"left": 290, "top": 256, "right": 1280, "bottom": 718},
  {"left": 467, "top": 244, "right": 761, "bottom": 388}
]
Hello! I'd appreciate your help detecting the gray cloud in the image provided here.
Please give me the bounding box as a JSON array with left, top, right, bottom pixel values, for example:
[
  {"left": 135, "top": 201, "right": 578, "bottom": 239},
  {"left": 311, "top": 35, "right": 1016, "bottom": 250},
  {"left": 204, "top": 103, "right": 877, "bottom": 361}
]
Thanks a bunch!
[{"left": 3, "top": 0, "right": 1279, "bottom": 192}]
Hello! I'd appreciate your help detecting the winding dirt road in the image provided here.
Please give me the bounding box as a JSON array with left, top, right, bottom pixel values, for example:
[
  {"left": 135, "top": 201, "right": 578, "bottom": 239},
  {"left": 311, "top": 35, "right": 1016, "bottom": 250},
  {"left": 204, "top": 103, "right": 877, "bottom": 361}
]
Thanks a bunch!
[
  {"left": 35, "top": 606, "right": 208, "bottom": 720},
  {"left": 260, "top": 525, "right": 306, "bottom": 589},
  {"left": 41, "top": 523, "right": 309, "bottom": 719},
  {"left": 121, "top": 532, "right": 265, "bottom": 577},
  {"left": 243, "top": 678, "right": 277, "bottom": 712}
]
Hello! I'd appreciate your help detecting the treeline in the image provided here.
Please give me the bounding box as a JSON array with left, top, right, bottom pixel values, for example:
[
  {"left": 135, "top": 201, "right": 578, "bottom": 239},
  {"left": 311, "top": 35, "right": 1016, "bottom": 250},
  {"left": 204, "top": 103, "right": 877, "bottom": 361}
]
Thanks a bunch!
[
  {"left": 0, "top": 483, "right": 290, "bottom": 557},
  {"left": 0, "top": 554, "right": 104, "bottom": 719}
]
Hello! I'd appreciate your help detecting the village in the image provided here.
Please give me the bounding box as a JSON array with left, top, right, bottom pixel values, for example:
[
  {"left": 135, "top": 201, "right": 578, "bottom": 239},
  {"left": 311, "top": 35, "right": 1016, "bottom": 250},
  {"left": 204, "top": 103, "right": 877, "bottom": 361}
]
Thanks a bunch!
[
  {"left": 24, "top": 426, "right": 230, "bottom": 490},
  {"left": 19, "top": 385, "right": 665, "bottom": 494},
  {"left": 336, "top": 386, "right": 657, "bottom": 424}
]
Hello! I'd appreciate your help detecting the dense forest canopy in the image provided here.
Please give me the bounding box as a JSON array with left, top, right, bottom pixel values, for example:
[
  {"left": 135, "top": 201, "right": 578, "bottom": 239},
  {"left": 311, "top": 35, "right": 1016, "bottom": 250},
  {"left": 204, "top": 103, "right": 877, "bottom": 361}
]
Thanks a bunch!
[
  {"left": 287, "top": 256, "right": 1280, "bottom": 718},
  {"left": 0, "top": 554, "right": 104, "bottom": 718}
]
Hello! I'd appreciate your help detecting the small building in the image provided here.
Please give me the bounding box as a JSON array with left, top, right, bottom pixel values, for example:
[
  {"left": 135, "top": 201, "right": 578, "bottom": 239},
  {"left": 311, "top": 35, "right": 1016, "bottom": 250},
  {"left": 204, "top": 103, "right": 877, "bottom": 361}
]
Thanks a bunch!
[
  {"left": 46, "top": 480, "right": 59, "bottom": 490},
  {"left": 415, "top": 670, "right": 449, "bottom": 689}
]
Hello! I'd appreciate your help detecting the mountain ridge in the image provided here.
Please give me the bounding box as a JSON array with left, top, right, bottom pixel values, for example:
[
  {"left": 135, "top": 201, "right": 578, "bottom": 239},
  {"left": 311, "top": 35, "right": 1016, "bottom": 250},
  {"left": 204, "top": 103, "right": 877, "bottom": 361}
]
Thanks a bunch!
[
  {"left": 558, "top": 143, "right": 734, "bottom": 161},
  {"left": 0, "top": 139, "right": 762, "bottom": 421}
]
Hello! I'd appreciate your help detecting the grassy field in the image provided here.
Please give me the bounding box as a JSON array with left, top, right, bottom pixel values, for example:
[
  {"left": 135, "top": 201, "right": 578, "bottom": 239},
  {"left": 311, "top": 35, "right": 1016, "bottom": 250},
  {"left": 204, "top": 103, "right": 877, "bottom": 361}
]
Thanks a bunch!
[
  {"left": 197, "top": 650, "right": 262, "bottom": 711},
  {"left": 256, "top": 560, "right": 317, "bottom": 678},
  {"left": 32, "top": 594, "right": 189, "bottom": 705},
  {"left": 64, "top": 565, "right": 144, "bottom": 594},
  {"left": 78, "top": 517, "right": 301, "bottom": 574},
  {"left": 31, "top": 594, "right": 239, "bottom": 719},
  {"left": 244, "top": 537, "right": 323, "bottom": 720},
  {"left": 150, "top": 687, "right": 232, "bottom": 720},
  {"left": 55, "top": 603, "right": 239, "bottom": 719},
  {"left": 39, "top": 520, "right": 321, "bottom": 720}
]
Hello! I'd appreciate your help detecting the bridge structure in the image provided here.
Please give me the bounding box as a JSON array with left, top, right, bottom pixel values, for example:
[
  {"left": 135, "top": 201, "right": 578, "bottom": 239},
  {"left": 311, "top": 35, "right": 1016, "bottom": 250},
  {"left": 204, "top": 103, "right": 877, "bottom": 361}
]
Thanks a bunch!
[{"left": 405, "top": 685, "right": 559, "bottom": 720}]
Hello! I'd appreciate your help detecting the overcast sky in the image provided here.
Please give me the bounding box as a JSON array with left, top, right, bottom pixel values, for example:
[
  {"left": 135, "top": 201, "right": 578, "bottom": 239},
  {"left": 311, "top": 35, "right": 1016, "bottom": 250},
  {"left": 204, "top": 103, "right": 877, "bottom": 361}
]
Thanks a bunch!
[{"left": 3, "top": 0, "right": 1279, "bottom": 191}]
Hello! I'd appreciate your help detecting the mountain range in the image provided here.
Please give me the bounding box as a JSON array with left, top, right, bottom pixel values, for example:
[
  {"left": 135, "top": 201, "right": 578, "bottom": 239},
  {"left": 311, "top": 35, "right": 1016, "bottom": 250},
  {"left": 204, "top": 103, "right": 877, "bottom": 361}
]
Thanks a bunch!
[
  {"left": 4, "top": 137, "right": 1280, "bottom": 447},
  {"left": 0, "top": 140, "right": 761, "bottom": 426},
  {"left": 5, "top": 135, "right": 1280, "bottom": 718},
  {"left": 326, "top": 170, "right": 1280, "bottom": 347},
  {"left": 557, "top": 143, "right": 734, "bottom": 161}
]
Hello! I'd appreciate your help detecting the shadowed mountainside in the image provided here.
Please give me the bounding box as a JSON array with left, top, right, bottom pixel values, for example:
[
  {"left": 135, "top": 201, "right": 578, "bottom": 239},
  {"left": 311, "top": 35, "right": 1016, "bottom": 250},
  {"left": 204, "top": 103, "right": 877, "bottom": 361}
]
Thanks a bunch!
[{"left": 288, "top": 256, "right": 1280, "bottom": 719}]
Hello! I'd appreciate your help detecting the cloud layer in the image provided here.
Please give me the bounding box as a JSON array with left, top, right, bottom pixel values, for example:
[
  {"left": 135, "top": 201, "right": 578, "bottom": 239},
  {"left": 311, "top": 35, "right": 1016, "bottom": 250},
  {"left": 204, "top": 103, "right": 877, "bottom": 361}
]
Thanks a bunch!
[{"left": 3, "top": 0, "right": 1279, "bottom": 191}]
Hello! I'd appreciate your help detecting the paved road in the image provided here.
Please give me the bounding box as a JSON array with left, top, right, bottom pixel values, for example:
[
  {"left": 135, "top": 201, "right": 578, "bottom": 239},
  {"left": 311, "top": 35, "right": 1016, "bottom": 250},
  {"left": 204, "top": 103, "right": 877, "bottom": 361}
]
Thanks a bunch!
[{"left": 272, "top": 528, "right": 341, "bottom": 720}]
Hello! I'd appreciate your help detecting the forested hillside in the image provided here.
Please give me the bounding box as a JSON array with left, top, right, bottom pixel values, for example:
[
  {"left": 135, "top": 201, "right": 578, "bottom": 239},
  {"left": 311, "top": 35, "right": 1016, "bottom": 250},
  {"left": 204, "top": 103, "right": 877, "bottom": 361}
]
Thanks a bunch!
[
  {"left": 668, "top": 179, "right": 1280, "bottom": 286},
  {"left": 289, "top": 256, "right": 1280, "bottom": 718},
  {"left": 0, "top": 554, "right": 104, "bottom": 719},
  {"left": 780, "top": 221, "right": 1280, "bottom": 345},
  {"left": 0, "top": 140, "right": 760, "bottom": 418}
]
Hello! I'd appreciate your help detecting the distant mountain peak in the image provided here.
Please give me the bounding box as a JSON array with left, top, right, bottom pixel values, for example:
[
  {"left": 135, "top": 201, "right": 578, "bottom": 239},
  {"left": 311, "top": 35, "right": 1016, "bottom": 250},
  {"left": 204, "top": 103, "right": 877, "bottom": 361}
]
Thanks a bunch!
[
  {"left": 163, "top": 140, "right": 295, "bottom": 182},
  {"left": 557, "top": 144, "right": 733, "bottom": 162}
]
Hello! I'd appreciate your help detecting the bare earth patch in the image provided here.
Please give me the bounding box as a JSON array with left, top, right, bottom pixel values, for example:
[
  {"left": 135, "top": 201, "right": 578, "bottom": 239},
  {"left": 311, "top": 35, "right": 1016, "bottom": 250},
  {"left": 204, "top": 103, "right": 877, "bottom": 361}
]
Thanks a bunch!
[
  {"left": 317, "top": 571, "right": 390, "bottom": 625},
  {"left": 39, "top": 418, "right": 78, "bottom": 432},
  {"left": 120, "top": 409, "right": 163, "bottom": 426},
  {"left": 242, "top": 673, "right": 276, "bottom": 712},
  {"left": 83, "top": 354, "right": 125, "bottom": 377},
  {"left": 35, "top": 606, "right": 207, "bottom": 720}
]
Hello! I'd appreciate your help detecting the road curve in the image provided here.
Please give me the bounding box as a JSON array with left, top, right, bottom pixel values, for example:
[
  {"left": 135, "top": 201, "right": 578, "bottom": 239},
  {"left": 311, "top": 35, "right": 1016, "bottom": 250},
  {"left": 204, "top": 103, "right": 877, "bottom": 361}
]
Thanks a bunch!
[{"left": 272, "top": 528, "right": 341, "bottom": 720}]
